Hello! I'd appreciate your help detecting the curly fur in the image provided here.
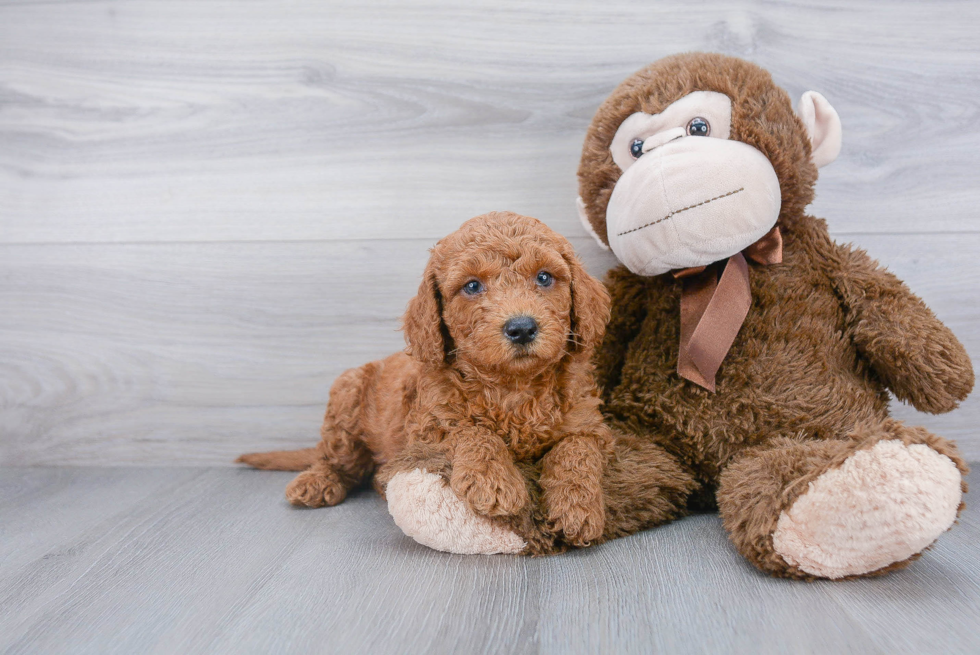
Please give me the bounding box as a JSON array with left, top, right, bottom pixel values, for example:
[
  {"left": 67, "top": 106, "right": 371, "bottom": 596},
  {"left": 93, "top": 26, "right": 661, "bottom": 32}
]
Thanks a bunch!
[
  {"left": 238, "top": 212, "right": 696, "bottom": 551},
  {"left": 578, "top": 53, "right": 974, "bottom": 578}
]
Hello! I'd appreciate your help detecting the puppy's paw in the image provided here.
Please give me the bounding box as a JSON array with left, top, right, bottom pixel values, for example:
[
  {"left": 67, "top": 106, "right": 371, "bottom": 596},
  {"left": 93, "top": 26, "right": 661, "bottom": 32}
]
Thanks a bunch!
[
  {"left": 285, "top": 468, "right": 346, "bottom": 507},
  {"left": 450, "top": 461, "right": 529, "bottom": 517},
  {"left": 546, "top": 493, "right": 605, "bottom": 547},
  {"left": 387, "top": 469, "right": 526, "bottom": 555}
]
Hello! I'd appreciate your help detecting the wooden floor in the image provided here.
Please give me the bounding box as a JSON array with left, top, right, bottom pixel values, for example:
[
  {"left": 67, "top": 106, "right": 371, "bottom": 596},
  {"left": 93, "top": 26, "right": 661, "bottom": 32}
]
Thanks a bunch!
[{"left": 1, "top": 466, "right": 978, "bottom": 655}]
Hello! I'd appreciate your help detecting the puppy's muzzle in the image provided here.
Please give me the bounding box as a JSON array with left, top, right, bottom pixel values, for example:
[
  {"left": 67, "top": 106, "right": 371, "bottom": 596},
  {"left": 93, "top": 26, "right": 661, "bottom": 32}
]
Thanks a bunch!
[{"left": 503, "top": 316, "right": 538, "bottom": 345}]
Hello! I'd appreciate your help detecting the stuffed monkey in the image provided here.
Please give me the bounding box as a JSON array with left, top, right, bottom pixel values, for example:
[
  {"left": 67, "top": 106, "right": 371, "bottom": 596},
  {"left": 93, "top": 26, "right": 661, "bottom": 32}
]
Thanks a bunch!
[{"left": 573, "top": 52, "right": 973, "bottom": 579}]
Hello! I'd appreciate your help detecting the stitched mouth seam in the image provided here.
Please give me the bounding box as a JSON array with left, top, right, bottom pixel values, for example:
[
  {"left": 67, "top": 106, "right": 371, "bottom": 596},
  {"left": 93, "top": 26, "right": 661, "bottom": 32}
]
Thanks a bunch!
[{"left": 615, "top": 187, "right": 745, "bottom": 237}]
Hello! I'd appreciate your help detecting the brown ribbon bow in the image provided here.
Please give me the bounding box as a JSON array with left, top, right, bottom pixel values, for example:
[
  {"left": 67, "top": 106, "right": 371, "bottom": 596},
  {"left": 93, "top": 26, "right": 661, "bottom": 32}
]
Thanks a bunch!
[{"left": 672, "top": 226, "right": 783, "bottom": 392}]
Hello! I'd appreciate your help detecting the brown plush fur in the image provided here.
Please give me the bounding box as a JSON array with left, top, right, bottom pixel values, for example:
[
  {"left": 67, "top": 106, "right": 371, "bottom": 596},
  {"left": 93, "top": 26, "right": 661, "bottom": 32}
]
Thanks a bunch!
[
  {"left": 238, "top": 212, "right": 696, "bottom": 552},
  {"left": 578, "top": 53, "right": 974, "bottom": 578}
]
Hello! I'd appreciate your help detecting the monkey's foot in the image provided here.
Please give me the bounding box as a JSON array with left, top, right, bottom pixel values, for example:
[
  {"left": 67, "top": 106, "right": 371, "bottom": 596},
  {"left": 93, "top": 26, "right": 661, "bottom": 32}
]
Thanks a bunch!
[
  {"left": 386, "top": 469, "right": 526, "bottom": 555},
  {"left": 772, "top": 440, "right": 962, "bottom": 579}
]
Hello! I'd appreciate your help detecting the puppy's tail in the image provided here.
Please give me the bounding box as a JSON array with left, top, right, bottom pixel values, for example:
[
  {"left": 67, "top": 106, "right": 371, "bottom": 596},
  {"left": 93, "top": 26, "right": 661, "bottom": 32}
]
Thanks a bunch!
[{"left": 235, "top": 447, "right": 318, "bottom": 471}]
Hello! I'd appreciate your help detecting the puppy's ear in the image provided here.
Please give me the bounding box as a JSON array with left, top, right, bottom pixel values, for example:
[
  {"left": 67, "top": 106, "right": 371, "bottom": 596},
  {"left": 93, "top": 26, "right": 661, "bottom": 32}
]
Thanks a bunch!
[
  {"left": 564, "top": 249, "right": 611, "bottom": 353},
  {"left": 403, "top": 262, "right": 452, "bottom": 366}
]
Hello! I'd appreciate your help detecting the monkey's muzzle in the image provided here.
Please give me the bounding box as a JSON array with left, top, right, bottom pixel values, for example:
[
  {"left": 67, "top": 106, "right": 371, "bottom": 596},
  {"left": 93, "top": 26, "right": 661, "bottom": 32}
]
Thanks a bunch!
[{"left": 605, "top": 137, "right": 781, "bottom": 277}]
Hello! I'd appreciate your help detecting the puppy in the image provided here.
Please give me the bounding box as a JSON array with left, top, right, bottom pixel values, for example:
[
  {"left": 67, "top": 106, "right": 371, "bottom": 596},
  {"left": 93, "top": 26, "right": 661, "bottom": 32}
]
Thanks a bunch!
[{"left": 237, "top": 211, "right": 612, "bottom": 547}]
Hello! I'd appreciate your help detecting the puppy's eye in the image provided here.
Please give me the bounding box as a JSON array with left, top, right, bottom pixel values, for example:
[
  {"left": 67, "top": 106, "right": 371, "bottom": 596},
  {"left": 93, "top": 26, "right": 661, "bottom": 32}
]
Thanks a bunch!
[
  {"left": 462, "top": 280, "right": 484, "bottom": 295},
  {"left": 629, "top": 138, "right": 644, "bottom": 159},
  {"left": 687, "top": 117, "right": 710, "bottom": 137},
  {"left": 535, "top": 271, "right": 554, "bottom": 288}
]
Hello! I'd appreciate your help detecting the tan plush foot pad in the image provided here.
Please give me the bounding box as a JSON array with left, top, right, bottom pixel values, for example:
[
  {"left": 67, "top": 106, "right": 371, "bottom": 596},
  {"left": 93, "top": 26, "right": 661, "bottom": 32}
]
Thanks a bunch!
[
  {"left": 773, "top": 440, "right": 962, "bottom": 579},
  {"left": 386, "top": 469, "right": 526, "bottom": 555}
]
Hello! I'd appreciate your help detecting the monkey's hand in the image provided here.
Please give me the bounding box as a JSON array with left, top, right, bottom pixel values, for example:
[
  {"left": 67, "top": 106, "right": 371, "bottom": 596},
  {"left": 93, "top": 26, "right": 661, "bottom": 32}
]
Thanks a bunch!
[{"left": 832, "top": 243, "right": 973, "bottom": 414}]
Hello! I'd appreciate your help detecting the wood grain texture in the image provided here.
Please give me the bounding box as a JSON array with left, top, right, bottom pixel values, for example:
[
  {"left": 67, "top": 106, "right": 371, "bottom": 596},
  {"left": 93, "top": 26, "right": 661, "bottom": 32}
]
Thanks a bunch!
[
  {"left": 1, "top": 0, "right": 979, "bottom": 243},
  {"left": 1, "top": 233, "right": 977, "bottom": 464},
  {"left": 1, "top": 0, "right": 979, "bottom": 464},
  {"left": 1, "top": 466, "right": 978, "bottom": 654}
]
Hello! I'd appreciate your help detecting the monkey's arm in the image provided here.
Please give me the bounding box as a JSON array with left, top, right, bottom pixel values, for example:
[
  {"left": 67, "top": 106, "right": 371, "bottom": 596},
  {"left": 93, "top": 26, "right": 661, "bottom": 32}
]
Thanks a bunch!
[
  {"left": 595, "top": 265, "right": 648, "bottom": 400},
  {"left": 829, "top": 242, "right": 974, "bottom": 414}
]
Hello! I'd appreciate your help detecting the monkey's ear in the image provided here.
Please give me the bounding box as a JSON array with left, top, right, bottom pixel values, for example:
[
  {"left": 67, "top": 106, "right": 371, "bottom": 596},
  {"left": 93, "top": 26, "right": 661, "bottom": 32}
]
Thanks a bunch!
[
  {"left": 564, "top": 247, "right": 611, "bottom": 353},
  {"left": 402, "top": 265, "right": 451, "bottom": 366},
  {"left": 797, "top": 91, "right": 842, "bottom": 169},
  {"left": 576, "top": 196, "right": 610, "bottom": 251}
]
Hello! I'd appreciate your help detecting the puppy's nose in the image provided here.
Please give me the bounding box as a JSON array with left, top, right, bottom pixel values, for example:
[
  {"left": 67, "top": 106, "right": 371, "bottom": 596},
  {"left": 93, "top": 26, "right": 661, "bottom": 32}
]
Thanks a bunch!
[{"left": 503, "top": 316, "right": 538, "bottom": 345}]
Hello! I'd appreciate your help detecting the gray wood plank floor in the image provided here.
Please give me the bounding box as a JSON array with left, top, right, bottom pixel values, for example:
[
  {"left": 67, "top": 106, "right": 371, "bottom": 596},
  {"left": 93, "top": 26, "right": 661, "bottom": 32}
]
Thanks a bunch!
[{"left": 1, "top": 466, "right": 978, "bottom": 655}]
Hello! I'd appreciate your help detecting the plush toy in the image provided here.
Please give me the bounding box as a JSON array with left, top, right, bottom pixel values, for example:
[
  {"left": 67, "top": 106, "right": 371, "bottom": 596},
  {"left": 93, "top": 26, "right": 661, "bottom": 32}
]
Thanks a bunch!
[{"left": 573, "top": 52, "right": 973, "bottom": 578}]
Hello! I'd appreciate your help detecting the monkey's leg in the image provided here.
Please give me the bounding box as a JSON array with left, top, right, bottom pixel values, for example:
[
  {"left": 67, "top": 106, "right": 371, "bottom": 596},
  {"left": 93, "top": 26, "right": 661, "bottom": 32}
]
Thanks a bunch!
[
  {"left": 717, "top": 420, "right": 967, "bottom": 579},
  {"left": 597, "top": 430, "right": 698, "bottom": 543},
  {"left": 285, "top": 367, "right": 376, "bottom": 508}
]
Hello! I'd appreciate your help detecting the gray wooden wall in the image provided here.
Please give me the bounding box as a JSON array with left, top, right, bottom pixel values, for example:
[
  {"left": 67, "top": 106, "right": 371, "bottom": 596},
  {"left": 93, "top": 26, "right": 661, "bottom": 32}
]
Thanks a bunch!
[{"left": 2, "top": 0, "right": 979, "bottom": 465}]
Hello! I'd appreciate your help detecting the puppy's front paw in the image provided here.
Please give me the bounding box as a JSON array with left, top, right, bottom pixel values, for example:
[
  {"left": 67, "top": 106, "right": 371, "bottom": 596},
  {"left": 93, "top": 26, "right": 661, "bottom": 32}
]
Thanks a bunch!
[
  {"left": 450, "top": 461, "right": 529, "bottom": 517},
  {"left": 546, "top": 493, "right": 605, "bottom": 547},
  {"left": 386, "top": 469, "right": 526, "bottom": 555},
  {"left": 285, "top": 468, "right": 346, "bottom": 507}
]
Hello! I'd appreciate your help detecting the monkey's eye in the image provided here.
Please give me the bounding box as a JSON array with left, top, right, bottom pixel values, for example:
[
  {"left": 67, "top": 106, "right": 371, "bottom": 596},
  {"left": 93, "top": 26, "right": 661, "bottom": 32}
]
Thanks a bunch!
[
  {"left": 629, "top": 138, "right": 644, "bottom": 159},
  {"left": 687, "top": 117, "right": 710, "bottom": 137},
  {"left": 535, "top": 271, "right": 554, "bottom": 288},
  {"left": 462, "top": 280, "right": 484, "bottom": 296}
]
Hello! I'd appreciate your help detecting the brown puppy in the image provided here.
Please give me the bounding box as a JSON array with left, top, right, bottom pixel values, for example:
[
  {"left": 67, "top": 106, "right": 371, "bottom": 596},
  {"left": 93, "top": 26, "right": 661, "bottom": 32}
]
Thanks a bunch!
[{"left": 237, "top": 211, "right": 613, "bottom": 547}]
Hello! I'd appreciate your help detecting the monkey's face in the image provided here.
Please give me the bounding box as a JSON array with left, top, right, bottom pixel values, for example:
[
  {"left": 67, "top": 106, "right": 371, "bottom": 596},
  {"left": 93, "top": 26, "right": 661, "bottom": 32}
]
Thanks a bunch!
[
  {"left": 602, "top": 91, "right": 780, "bottom": 276},
  {"left": 576, "top": 54, "right": 841, "bottom": 277}
]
